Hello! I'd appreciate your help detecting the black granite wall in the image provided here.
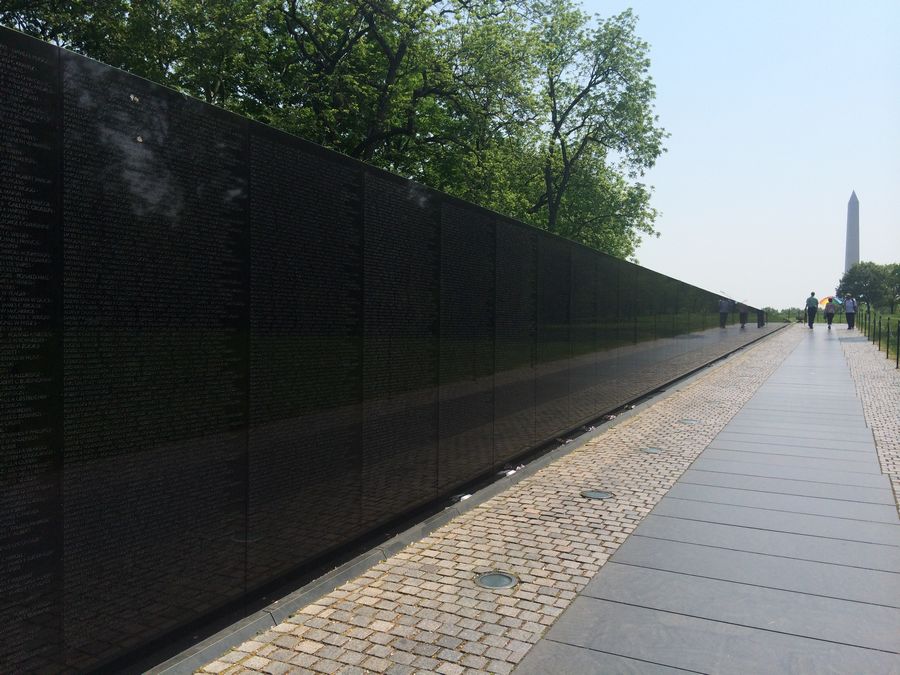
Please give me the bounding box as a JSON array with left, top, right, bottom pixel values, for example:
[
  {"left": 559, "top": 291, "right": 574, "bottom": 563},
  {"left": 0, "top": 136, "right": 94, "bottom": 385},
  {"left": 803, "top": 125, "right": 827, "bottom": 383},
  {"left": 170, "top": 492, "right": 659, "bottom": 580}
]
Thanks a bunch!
[{"left": 0, "top": 26, "right": 778, "bottom": 671}]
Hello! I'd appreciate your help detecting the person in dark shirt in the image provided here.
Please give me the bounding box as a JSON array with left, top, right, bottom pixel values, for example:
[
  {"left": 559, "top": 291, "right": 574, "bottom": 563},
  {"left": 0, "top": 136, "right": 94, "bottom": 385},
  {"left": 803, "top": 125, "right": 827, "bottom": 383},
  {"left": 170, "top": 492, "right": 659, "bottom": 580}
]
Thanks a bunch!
[
  {"left": 844, "top": 295, "right": 857, "bottom": 329},
  {"left": 805, "top": 292, "right": 818, "bottom": 328},
  {"left": 718, "top": 298, "right": 730, "bottom": 328},
  {"left": 824, "top": 297, "right": 837, "bottom": 329},
  {"left": 737, "top": 302, "right": 749, "bottom": 328}
]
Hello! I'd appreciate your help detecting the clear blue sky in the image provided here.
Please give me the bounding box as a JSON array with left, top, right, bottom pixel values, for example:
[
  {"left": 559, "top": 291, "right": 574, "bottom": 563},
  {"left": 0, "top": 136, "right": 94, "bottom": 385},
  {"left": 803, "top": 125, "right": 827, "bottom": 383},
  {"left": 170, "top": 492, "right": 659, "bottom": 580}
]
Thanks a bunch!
[{"left": 583, "top": 0, "right": 900, "bottom": 309}]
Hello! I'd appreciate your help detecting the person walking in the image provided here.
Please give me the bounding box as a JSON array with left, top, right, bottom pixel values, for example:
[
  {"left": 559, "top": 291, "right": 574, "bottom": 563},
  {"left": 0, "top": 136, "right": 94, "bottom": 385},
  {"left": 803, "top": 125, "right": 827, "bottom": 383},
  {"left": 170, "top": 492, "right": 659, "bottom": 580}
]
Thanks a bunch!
[
  {"left": 844, "top": 294, "right": 857, "bottom": 329},
  {"left": 737, "top": 302, "right": 749, "bottom": 328},
  {"left": 718, "top": 298, "right": 730, "bottom": 328},
  {"left": 824, "top": 297, "right": 837, "bottom": 329},
  {"left": 805, "top": 292, "right": 818, "bottom": 328}
]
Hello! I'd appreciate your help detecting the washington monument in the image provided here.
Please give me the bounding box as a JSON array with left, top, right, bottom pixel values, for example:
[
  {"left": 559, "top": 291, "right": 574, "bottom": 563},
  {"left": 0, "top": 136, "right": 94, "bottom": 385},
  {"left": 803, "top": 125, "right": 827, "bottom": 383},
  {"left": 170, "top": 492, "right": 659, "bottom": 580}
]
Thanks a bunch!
[{"left": 845, "top": 191, "right": 859, "bottom": 273}]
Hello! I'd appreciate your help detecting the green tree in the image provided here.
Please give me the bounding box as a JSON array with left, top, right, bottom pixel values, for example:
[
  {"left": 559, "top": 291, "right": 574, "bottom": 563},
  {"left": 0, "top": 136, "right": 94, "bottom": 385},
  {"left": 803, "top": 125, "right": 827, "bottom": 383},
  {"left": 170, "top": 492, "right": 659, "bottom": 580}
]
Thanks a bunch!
[
  {"left": 0, "top": 1, "right": 275, "bottom": 108},
  {"left": 412, "top": 1, "right": 538, "bottom": 212},
  {"left": 0, "top": 1, "right": 129, "bottom": 59},
  {"left": 837, "top": 262, "right": 891, "bottom": 311},
  {"left": 886, "top": 263, "right": 900, "bottom": 313},
  {"left": 272, "top": 0, "right": 463, "bottom": 165},
  {"left": 525, "top": 2, "right": 665, "bottom": 253}
]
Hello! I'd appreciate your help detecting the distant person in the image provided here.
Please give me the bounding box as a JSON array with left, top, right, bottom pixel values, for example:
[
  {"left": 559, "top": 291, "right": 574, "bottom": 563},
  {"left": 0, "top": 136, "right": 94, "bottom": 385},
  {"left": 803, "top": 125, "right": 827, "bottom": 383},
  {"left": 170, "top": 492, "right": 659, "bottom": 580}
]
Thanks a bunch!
[
  {"left": 805, "top": 292, "right": 818, "bottom": 329},
  {"left": 718, "top": 298, "right": 730, "bottom": 328},
  {"left": 844, "top": 294, "right": 857, "bottom": 329},
  {"left": 824, "top": 297, "right": 837, "bottom": 329},
  {"left": 737, "top": 302, "right": 748, "bottom": 328}
]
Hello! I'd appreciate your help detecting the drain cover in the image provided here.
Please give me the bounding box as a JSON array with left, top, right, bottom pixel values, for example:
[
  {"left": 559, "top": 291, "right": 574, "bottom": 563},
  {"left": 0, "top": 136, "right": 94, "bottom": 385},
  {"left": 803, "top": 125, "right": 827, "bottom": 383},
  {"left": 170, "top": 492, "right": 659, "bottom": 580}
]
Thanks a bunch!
[
  {"left": 581, "top": 489, "right": 614, "bottom": 500},
  {"left": 641, "top": 447, "right": 663, "bottom": 454},
  {"left": 475, "top": 571, "right": 518, "bottom": 589}
]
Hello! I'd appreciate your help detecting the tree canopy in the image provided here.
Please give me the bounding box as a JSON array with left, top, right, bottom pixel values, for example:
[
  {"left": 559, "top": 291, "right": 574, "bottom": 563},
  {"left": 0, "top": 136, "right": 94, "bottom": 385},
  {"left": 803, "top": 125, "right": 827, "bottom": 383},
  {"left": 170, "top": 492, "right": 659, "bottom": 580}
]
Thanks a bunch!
[
  {"left": 1, "top": 0, "right": 666, "bottom": 259},
  {"left": 837, "top": 262, "right": 900, "bottom": 312}
]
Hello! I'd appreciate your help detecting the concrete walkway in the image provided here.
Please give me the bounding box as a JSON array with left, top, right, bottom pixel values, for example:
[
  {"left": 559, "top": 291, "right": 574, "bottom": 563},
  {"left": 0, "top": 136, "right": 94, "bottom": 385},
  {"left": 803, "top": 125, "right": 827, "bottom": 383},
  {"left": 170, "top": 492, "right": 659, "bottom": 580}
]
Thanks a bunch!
[{"left": 515, "top": 326, "right": 900, "bottom": 673}]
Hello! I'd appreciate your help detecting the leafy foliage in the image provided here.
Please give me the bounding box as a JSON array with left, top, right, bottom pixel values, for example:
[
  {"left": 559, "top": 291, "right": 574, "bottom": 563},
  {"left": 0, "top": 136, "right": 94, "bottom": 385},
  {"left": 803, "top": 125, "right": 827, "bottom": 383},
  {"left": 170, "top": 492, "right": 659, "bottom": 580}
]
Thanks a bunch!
[
  {"left": 837, "top": 261, "right": 899, "bottom": 312},
  {"left": 1, "top": 0, "right": 666, "bottom": 259}
]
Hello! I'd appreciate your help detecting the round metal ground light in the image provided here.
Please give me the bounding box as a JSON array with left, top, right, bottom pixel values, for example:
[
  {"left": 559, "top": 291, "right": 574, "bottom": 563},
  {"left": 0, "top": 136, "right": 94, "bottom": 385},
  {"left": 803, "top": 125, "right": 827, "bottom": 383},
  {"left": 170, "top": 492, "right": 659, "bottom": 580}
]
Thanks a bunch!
[
  {"left": 581, "top": 489, "right": 615, "bottom": 500},
  {"left": 475, "top": 571, "right": 519, "bottom": 590},
  {"left": 679, "top": 419, "right": 701, "bottom": 425},
  {"left": 641, "top": 447, "right": 663, "bottom": 454}
]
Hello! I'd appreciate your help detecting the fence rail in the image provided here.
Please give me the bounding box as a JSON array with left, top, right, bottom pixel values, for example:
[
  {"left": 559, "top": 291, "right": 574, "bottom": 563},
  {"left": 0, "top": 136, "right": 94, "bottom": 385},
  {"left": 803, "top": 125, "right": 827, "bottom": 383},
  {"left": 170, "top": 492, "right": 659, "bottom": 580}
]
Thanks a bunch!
[{"left": 860, "top": 309, "right": 900, "bottom": 368}]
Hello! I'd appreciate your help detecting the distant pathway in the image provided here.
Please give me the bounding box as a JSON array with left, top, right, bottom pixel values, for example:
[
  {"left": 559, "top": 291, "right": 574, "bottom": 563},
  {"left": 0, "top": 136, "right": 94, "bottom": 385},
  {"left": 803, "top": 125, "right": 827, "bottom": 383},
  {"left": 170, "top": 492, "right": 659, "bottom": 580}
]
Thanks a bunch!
[{"left": 516, "top": 324, "right": 900, "bottom": 673}]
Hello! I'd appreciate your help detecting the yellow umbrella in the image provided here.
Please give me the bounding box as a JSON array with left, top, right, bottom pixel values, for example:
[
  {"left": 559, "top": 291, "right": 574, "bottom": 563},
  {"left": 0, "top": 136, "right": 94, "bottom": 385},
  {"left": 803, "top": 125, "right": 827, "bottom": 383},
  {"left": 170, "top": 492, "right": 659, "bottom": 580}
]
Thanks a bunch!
[{"left": 818, "top": 296, "right": 843, "bottom": 309}]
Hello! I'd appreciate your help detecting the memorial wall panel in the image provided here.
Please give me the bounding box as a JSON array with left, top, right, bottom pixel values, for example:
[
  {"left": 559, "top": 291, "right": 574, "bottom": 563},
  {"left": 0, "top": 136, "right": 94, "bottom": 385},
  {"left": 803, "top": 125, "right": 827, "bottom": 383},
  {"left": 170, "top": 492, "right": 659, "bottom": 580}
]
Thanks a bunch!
[
  {"left": 594, "top": 255, "right": 621, "bottom": 416},
  {"left": 535, "top": 235, "right": 572, "bottom": 438},
  {"left": 60, "top": 52, "right": 248, "bottom": 668},
  {"left": 646, "top": 274, "right": 680, "bottom": 393},
  {"left": 603, "top": 258, "right": 630, "bottom": 404},
  {"left": 634, "top": 268, "right": 658, "bottom": 344},
  {"left": 674, "top": 278, "right": 688, "bottom": 338},
  {"left": 362, "top": 173, "right": 440, "bottom": 527},
  {"left": 494, "top": 220, "right": 537, "bottom": 464},
  {"left": 0, "top": 29, "right": 62, "bottom": 673},
  {"left": 248, "top": 132, "right": 364, "bottom": 583},
  {"left": 569, "top": 246, "right": 599, "bottom": 425},
  {"left": 648, "top": 274, "right": 677, "bottom": 383},
  {"left": 687, "top": 290, "right": 712, "bottom": 366},
  {"left": 438, "top": 203, "right": 495, "bottom": 490}
]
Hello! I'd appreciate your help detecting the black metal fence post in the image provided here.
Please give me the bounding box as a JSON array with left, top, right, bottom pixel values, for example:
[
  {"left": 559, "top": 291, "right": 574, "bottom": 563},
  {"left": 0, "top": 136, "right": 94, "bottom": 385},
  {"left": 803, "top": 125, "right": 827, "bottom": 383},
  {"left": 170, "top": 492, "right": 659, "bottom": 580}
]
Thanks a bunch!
[
  {"left": 896, "top": 319, "right": 899, "bottom": 369},
  {"left": 878, "top": 316, "right": 882, "bottom": 350},
  {"left": 889, "top": 321, "right": 893, "bottom": 360}
]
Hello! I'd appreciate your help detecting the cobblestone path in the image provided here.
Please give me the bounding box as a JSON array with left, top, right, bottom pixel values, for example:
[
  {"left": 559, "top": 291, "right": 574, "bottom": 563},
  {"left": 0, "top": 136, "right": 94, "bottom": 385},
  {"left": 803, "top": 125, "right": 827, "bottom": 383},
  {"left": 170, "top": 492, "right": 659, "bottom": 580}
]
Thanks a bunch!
[{"left": 842, "top": 333, "right": 900, "bottom": 511}]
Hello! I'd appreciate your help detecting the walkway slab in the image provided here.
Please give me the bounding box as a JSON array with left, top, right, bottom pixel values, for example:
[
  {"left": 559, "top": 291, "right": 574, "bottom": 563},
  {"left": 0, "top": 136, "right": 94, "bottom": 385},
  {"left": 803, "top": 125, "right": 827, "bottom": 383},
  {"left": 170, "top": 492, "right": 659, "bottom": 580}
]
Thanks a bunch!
[
  {"left": 739, "top": 402, "right": 865, "bottom": 417},
  {"left": 728, "top": 410, "right": 871, "bottom": 429},
  {"left": 665, "top": 483, "right": 900, "bottom": 522},
  {"left": 698, "top": 448, "right": 883, "bottom": 474},
  {"left": 689, "top": 457, "right": 890, "bottom": 487},
  {"left": 705, "top": 440, "right": 880, "bottom": 463},
  {"left": 677, "top": 469, "right": 896, "bottom": 504},
  {"left": 612, "top": 536, "right": 900, "bottom": 606},
  {"left": 720, "top": 421, "right": 876, "bottom": 442},
  {"left": 652, "top": 496, "right": 900, "bottom": 544},
  {"left": 713, "top": 430, "right": 877, "bottom": 452},
  {"left": 635, "top": 514, "right": 900, "bottom": 572},
  {"left": 517, "top": 599, "right": 900, "bottom": 674},
  {"left": 584, "top": 563, "right": 900, "bottom": 652},
  {"left": 512, "top": 640, "right": 693, "bottom": 674}
]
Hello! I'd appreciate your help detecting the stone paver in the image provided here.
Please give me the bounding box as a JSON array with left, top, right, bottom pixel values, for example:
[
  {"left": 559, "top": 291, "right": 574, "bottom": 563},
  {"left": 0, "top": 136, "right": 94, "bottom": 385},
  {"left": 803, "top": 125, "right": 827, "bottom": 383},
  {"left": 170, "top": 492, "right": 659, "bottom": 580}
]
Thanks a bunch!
[
  {"left": 198, "top": 326, "right": 802, "bottom": 674},
  {"left": 842, "top": 333, "right": 900, "bottom": 511}
]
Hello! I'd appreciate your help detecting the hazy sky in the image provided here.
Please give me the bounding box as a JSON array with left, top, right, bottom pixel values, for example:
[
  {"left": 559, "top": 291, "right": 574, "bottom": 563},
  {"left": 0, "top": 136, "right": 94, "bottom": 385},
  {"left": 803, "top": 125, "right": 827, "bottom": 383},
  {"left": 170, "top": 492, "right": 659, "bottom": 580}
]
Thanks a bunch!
[{"left": 583, "top": 0, "right": 900, "bottom": 309}]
